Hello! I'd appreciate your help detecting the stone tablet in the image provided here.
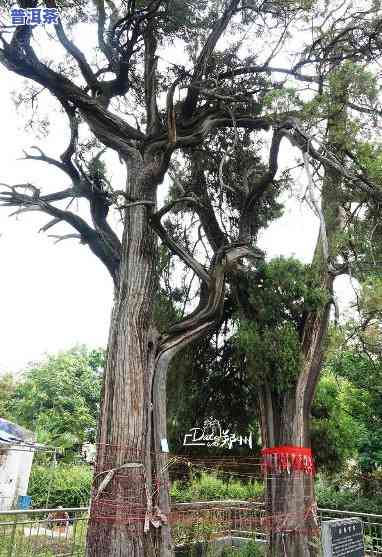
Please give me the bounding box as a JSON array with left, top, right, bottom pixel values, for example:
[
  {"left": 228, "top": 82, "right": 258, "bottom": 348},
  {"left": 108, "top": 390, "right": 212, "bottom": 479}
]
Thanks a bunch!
[{"left": 321, "top": 518, "right": 365, "bottom": 557}]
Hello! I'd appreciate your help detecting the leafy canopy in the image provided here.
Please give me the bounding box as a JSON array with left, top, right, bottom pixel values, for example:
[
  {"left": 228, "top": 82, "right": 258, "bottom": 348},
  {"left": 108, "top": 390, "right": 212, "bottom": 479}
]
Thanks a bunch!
[
  {"left": 236, "top": 257, "right": 328, "bottom": 390},
  {"left": 6, "top": 346, "right": 103, "bottom": 450}
]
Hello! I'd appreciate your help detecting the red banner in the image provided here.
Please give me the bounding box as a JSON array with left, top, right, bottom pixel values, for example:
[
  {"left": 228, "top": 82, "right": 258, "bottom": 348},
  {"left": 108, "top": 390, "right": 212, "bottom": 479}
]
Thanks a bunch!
[{"left": 261, "top": 445, "right": 315, "bottom": 475}]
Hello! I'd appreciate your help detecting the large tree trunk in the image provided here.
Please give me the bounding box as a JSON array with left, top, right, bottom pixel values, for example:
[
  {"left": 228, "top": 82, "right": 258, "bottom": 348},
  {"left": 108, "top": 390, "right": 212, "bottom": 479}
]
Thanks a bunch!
[
  {"left": 86, "top": 152, "right": 164, "bottom": 557},
  {"left": 84, "top": 158, "right": 246, "bottom": 557},
  {"left": 260, "top": 387, "right": 319, "bottom": 557},
  {"left": 259, "top": 297, "right": 332, "bottom": 557},
  {"left": 256, "top": 79, "right": 347, "bottom": 557}
]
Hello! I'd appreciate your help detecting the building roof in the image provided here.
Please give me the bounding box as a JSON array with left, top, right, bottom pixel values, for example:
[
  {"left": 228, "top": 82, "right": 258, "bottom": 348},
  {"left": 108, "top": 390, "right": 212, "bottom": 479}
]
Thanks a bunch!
[{"left": 0, "top": 418, "right": 44, "bottom": 451}]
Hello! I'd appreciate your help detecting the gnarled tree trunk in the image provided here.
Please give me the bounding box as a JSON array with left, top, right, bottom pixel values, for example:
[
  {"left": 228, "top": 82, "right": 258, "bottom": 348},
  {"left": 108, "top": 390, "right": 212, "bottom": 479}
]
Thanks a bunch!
[
  {"left": 84, "top": 148, "right": 255, "bottom": 556},
  {"left": 86, "top": 153, "right": 161, "bottom": 557}
]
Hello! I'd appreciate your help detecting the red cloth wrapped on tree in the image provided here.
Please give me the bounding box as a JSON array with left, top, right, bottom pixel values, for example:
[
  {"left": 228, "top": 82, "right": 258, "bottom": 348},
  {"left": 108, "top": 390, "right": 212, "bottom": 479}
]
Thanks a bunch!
[{"left": 261, "top": 445, "right": 315, "bottom": 475}]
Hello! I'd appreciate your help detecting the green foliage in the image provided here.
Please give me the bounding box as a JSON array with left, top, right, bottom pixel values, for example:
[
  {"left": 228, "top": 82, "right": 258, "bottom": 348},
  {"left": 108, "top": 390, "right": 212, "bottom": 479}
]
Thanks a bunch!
[
  {"left": 315, "top": 476, "right": 382, "bottom": 515},
  {"left": 238, "top": 319, "right": 301, "bottom": 391},
  {"left": 356, "top": 142, "right": 382, "bottom": 187},
  {"left": 172, "top": 519, "right": 218, "bottom": 549},
  {"left": 329, "top": 62, "right": 378, "bottom": 105},
  {"left": 7, "top": 347, "right": 103, "bottom": 452},
  {"left": 0, "top": 528, "right": 85, "bottom": 557},
  {"left": 300, "top": 62, "right": 378, "bottom": 146},
  {"left": 167, "top": 336, "right": 260, "bottom": 455},
  {"left": 170, "top": 472, "right": 264, "bottom": 503},
  {"left": 328, "top": 348, "right": 382, "bottom": 473},
  {"left": 322, "top": 278, "right": 382, "bottom": 480},
  {"left": 221, "top": 540, "right": 264, "bottom": 557},
  {"left": 262, "top": 86, "right": 299, "bottom": 113},
  {"left": 311, "top": 372, "right": 359, "bottom": 474},
  {"left": 28, "top": 464, "right": 92, "bottom": 509},
  {"left": 87, "top": 156, "right": 110, "bottom": 191},
  {"left": 236, "top": 257, "right": 327, "bottom": 389},
  {"left": 0, "top": 372, "right": 16, "bottom": 420}
]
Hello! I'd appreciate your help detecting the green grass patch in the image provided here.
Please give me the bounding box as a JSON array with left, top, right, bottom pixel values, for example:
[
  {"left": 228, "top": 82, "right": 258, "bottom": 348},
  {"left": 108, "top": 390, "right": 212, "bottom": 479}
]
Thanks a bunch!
[{"left": 171, "top": 472, "right": 264, "bottom": 503}]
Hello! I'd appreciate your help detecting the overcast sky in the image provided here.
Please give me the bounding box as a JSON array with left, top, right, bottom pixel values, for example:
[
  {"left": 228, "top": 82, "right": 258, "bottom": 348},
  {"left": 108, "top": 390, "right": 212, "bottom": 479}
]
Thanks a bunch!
[{"left": 0, "top": 22, "right": 355, "bottom": 375}]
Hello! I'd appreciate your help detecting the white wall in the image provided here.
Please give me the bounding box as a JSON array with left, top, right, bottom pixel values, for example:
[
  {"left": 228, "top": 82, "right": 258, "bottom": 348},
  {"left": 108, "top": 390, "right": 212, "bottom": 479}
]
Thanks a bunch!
[{"left": 0, "top": 447, "right": 35, "bottom": 510}]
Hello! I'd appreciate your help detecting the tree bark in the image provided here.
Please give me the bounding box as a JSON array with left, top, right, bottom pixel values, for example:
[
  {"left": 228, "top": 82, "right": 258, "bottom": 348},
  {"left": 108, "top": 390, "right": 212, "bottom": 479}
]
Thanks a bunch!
[
  {"left": 256, "top": 273, "right": 332, "bottom": 557},
  {"left": 253, "top": 76, "right": 348, "bottom": 557},
  {"left": 259, "top": 388, "right": 320, "bottom": 557},
  {"left": 86, "top": 152, "right": 160, "bottom": 557}
]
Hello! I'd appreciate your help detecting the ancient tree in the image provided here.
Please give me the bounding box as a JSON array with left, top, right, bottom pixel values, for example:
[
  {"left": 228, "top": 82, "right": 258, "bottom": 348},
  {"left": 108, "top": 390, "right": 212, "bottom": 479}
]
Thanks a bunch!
[{"left": 0, "top": 0, "right": 381, "bottom": 556}]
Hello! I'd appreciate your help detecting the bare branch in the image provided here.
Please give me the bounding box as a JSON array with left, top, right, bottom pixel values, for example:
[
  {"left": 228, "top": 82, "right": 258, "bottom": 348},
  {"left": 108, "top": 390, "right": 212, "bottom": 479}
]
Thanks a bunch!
[
  {"left": 93, "top": 0, "right": 115, "bottom": 66},
  {"left": 49, "top": 233, "right": 84, "bottom": 244},
  {"left": 20, "top": 146, "right": 73, "bottom": 177},
  {"left": 48, "top": 0, "right": 98, "bottom": 89},
  {"left": 303, "top": 149, "right": 332, "bottom": 271},
  {"left": 0, "top": 182, "right": 121, "bottom": 285},
  {"left": 122, "top": 200, "right": 156, "bottom": 209},
  {"left": 144, "top": 25, "right": 160, "bottom": 135},
  {"left": 216, "top": 65, "right": 319, "bottom": 84},
  {"left": 39, "top": 217, "right": 62, "bottom": 233},
  {"left": 0, "top": 39, "right": 145, "bottom": 152},
  {"left": 239, "top": 126, "right": 283, "bottom": 240},
  {"left": 9, "top": 206, "right": 41, "bottom": 217},
  {"left": 166, "top": 75, "right": 184, "bottom": 145},
  {"left": 188, "top": 154, "right": 227, "bottom": 253},
  {"left": 155, "top": 196, "right": 203, "bottom": 220},
  {"left": 278, "top": 118, "right": 382, "bottom": 203}
]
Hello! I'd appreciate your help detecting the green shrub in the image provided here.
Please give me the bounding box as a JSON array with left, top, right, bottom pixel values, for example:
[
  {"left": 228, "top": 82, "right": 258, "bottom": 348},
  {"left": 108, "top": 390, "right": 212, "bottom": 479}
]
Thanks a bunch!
[
  {"left": 316, "top": 478, "right": 382, "bottom": 514},
  {"left": 221, "top": 539, "right": 264, "bottom": 556},
  {"left": 170, "top": 473, "right": 264, "bottom": 503},
  {"left": 27, "top": 465, "right": 382, "bottom": 518},
  {"left": 28, "top": 464, "right": 92, "bottom": 508}
]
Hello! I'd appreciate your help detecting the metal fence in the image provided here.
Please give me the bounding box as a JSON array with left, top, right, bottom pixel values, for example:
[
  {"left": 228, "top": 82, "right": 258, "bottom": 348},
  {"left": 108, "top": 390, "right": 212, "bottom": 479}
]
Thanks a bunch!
[
  {"left": 0, "top": 507, "right": 88, "bottom": 557},
  {"left": 0, "top": 504, "right": 381, "bottom": 556}
]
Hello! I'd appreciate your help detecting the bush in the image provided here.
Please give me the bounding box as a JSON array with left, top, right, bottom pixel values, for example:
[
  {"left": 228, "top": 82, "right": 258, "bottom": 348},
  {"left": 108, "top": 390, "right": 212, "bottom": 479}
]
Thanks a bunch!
[
  {"left": 316, "top": 477, "right": 382, "bottom": 514},
  {"left": 170, "top": 473, "right": 264, "bottom": 503},
  {"left": 221, "top": 539, "right": 264, "bottom": 556},
  {"left": 29, "top": 464, "right": 92, "bottom": 508}
]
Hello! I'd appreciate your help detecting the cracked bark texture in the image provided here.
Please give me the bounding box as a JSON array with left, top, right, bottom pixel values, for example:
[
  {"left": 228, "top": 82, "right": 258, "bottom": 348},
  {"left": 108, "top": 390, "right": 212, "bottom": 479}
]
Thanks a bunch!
[{"left": 86, "top": 152, "right": 159, "bottom": 557}]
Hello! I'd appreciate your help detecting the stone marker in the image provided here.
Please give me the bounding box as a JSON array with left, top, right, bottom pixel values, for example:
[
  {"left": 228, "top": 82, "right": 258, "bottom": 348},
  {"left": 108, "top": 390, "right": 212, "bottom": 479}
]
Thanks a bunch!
[{"left": 321, "top": 518, "right": 365, "bottom": 557}]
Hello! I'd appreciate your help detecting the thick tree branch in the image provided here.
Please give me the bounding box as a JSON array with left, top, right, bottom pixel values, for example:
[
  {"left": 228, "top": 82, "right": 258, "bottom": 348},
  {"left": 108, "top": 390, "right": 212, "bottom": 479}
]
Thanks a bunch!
[
  {"left": 217, "top": 64, "right": 319, "bottom": 84},
  {"left": 188, "top": 153, "right": 227, "bottom": 252},
  {"left": 181, "top": 0, "right": 240, "bottom": 119},
  {"left": 0, "top": 184, "right": 121, "bottom": 285},
  {"left": 144, "top": 25, "right": 160, "bottom": 135},
  {"left": 93, "top": 0, "right": 115, "bottom": 66},
  {"left": 59, "top": 100, "right": 81, "bottom": 182},
  {"left": 149, "top": 203, "right": 210, "bottom": 285},
  {"left": 239, "top": 126, "right": 283, "bottom": 240},
  {"left": 277, "top": 117, "right": 382, "bottom": 202},
  {"left": 159, "top": 243, "right": 262, "bottom": 342},
  {"left": 0, "top": 40, "right": 145, "bottom": 152},
  {"left": 46, "top": 0, "right": 98, "bottom": 89}
]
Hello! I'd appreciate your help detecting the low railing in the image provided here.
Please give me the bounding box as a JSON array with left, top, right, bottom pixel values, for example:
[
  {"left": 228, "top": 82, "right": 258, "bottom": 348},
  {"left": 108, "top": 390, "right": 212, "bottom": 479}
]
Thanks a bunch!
[
  {"left": 0, "top": 507, "right": 88, "bottom": 557},
  {"left": 0, "top": 503, "right": 381, "bottom": 556}
]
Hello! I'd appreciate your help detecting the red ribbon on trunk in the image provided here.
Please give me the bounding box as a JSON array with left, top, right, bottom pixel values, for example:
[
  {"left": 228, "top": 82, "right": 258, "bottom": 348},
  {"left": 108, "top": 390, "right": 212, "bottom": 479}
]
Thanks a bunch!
[{"left": 261, "top": 445, "right": 315, "bottom": 475}]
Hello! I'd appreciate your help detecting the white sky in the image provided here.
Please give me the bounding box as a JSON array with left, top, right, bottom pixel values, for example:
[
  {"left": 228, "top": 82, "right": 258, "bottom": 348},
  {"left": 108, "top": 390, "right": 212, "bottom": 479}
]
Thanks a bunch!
[{"left": 0, "top": 20, "right": 356, "bottom": 374}]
